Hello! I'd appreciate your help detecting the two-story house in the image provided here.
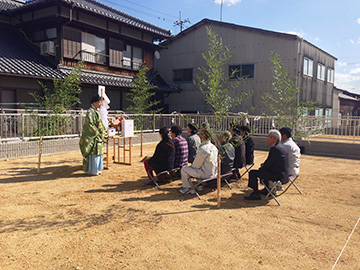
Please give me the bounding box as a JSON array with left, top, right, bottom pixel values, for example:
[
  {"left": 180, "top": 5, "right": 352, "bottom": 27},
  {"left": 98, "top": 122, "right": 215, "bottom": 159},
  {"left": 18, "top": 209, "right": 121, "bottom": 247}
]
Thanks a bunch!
[
  {"left": 155, "top": 19, "right": 338, "bottom": 116},
  {"left": 0, "top": 0, "right": 178, "bottom": 111}
]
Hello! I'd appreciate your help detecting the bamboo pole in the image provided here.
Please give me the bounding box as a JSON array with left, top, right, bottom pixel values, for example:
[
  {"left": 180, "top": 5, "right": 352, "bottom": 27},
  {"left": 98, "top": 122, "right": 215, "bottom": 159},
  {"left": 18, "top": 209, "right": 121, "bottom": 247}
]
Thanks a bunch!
[
  {"left": 217, "top": 153, "right": 221, "bottom": 208},
  {"left": 37, "top": 136, "right": 43, "bottom": 174},
  {"left": 140, "top": 129, "right": 143, "bottom": 157}
]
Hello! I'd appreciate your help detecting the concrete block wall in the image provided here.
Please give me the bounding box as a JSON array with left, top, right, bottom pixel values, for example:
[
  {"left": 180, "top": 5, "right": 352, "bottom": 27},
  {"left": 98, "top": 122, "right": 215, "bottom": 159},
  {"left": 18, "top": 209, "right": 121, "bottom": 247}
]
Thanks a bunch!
[{"left": 252, "top": 136, "right": 360, "bottom": 160}]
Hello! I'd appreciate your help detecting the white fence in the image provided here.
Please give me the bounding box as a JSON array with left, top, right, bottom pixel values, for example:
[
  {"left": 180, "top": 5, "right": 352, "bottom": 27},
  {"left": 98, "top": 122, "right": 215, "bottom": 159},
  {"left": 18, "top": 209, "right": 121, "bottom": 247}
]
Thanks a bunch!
[{"left": 1, "top": 111, "right": 360, "bottom": 143}]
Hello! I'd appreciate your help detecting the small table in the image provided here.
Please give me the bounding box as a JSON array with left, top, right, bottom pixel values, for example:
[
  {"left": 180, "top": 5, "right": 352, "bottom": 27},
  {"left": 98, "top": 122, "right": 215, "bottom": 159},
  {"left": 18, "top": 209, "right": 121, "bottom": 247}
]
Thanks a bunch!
[{"left": 103, "top": 135, "right": 135, "bottom": 169}]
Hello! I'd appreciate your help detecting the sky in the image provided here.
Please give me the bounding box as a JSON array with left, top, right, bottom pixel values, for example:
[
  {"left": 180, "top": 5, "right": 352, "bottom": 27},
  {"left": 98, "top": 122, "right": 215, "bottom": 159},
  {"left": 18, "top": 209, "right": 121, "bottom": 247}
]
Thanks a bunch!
[{"left": 99, "top": 0, "right": 360, "bottom": 95}]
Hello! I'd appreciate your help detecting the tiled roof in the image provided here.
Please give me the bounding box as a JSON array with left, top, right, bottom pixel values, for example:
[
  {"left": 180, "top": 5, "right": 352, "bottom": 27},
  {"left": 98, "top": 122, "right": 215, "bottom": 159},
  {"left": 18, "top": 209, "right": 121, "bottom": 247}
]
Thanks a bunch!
[
  {"left": 0, "top": 0, "right": 24, "bottom": 11},
  {"left": 0, "top": 25, "right": 64, "bottom": 79},
  {"left": 13, "top": 0, "right": 171, "bottom": 37},
  {"left": 58, "top": 65, "right": 133, "bottom": 87}
]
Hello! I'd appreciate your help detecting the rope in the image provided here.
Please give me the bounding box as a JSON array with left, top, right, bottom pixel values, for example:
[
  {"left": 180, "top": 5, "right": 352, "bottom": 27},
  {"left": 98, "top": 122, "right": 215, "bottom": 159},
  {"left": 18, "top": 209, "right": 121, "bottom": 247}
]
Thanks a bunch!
[{"left": 331, "top": 217, "right": 360, "bottom": 270}]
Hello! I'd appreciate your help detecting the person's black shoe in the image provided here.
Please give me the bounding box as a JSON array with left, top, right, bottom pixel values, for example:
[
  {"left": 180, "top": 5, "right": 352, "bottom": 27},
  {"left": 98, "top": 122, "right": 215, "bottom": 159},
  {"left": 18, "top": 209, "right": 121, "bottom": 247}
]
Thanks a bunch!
[
  {"left": 259, "top": 188, "right": 269, "bottom": 195},
  {"left": 244, "top": 192, "right": 261, "bottom": 201}
]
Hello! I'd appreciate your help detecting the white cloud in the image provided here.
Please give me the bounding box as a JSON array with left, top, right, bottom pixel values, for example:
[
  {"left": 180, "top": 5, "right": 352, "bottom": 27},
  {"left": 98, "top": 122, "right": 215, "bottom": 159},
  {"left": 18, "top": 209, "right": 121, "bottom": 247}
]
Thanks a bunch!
[
  {"left": 335, "top": 68, "right": 360, "bottom": 94},
  {"left": 350, "top": 39, "right": 355, "bottom": 44},
  {"left": 357, "top": 18, "right": 360, "bottom": 24},
  {"left": 213, "top": 0, "right": 242, "bottom": 6},
  {"left": 337, "top": 62, "right": 347, "bottom": 67},
  {"left": 314, "top": 37, "right": 320, "bottom": 42}
]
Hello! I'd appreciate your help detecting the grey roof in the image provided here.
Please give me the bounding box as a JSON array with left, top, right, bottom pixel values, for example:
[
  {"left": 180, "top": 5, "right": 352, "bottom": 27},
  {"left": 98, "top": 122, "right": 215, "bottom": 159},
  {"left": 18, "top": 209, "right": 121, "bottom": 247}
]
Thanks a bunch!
[
  {"left": 12, "top": 0, "right": 171, "bottom": 37},
  {"left": 0, "top": 25, "right": 64, "bottom": 79},
  {"left": 58, "top": 65, "right": 133, "bottom": 87},
  {"left": 0, "top": 0, "right": 24, "bottom": 11}
]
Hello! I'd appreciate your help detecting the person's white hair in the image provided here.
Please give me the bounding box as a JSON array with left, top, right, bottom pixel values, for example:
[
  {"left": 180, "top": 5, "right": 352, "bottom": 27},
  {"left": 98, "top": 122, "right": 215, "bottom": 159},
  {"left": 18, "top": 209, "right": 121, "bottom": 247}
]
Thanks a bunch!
[{"left": 268, "top": 129, "right": 281, "bottom": 141}]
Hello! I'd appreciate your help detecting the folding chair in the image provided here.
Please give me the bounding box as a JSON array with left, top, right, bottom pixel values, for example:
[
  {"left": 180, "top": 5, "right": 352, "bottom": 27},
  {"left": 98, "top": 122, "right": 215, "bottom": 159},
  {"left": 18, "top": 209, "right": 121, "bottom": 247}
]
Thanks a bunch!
[
  {"left": 184, "top": 171, "right": 235, "bottom": 200},
  {"left": 239, "top": 163, "right": 255, "bottom": 179},
  {"left": 261, "top": 174, "right": 302, "bottom": 206},
  {"left": 144, "top": 168, "right": 180, "bottom": 189}
]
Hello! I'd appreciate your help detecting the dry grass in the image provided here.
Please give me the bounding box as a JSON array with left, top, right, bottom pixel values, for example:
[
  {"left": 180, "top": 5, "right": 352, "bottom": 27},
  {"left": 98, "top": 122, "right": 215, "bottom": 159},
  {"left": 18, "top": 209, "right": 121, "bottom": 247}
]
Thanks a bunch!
[{"left": 0, "top": 144, "right": 359, "bottom": 269}]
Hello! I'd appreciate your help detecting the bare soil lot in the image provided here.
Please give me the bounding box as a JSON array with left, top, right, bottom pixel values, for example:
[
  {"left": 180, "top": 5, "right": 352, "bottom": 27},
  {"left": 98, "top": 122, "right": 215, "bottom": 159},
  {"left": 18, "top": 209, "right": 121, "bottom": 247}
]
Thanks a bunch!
[{"left": 0, "top": 144, "right": 359, "bottom": 269}]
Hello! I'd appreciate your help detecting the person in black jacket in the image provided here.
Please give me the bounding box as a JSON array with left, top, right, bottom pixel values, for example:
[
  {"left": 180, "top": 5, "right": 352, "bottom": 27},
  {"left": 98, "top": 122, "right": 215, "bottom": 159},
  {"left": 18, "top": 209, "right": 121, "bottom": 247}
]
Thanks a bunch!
[
  {"left": 245, "top": 129, "right": 288, "bottom": 201},
  {"left": 144, "top": 127, "right": 175, "bottom": 180},
  {"left": 229, "top": 123, "right": 246, "bottom": 178},
  {"left": 240, "top": 125, "right": 255, "bottom": 165}
]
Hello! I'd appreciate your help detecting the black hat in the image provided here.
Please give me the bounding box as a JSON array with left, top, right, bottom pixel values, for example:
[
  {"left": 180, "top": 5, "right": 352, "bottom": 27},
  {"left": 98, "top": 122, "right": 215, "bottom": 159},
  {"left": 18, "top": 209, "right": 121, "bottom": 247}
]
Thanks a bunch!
[{"left": 90, "top": 95, "right": 101, "bottom": 104}]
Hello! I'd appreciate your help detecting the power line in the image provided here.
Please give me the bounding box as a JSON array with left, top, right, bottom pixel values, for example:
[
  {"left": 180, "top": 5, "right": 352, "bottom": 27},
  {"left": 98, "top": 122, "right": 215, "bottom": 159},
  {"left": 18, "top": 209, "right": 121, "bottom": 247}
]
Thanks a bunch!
[
  {"left": 122, "top": 0, "right": 178, "bottom": 19},
  {"left": 100, "top": 0, "right": 176, "bottom": 24},
  {"left": 174, "top": 11, "right": 191, "bottom": 32}
]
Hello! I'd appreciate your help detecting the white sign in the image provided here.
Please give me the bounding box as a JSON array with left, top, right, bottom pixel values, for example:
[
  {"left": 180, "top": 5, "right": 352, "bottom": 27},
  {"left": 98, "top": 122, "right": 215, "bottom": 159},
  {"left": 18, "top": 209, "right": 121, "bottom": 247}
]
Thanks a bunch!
[{"left": 122, "top": 120, "right": 134, "bottom": 137}]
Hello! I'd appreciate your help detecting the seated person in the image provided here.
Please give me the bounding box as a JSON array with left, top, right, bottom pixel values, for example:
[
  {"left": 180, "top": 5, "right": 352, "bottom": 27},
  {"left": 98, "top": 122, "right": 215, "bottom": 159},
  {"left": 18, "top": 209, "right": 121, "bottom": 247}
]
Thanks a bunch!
[
  {"left": 245, "top": 129, "right": 288, "bottom": 201},
  {"left": 201, "top": 121, "right": 219, "bottom": 147},
  {"left": 170, "top": 125, "right": 188, "bottom": 169},
  {"left": 180, "top": 130, "right": 218, "bottom": 194},
  {"left": 240, "top": 125, "right": 255, "bottom": 165},
  {"left": 280, "top": 127, "right": 300, "bottom": 176},
  {"left": 219, "top": 131, "right": 235, "bottom": 175},
  {"left": 229, "top": 123, "right": 246, "bottom": 178},
  {"left": 186, "top": 123, "right": 201, "bottom": 164},
  {"left": 144, "top": 127, "right": 175, "bottom": 180}
]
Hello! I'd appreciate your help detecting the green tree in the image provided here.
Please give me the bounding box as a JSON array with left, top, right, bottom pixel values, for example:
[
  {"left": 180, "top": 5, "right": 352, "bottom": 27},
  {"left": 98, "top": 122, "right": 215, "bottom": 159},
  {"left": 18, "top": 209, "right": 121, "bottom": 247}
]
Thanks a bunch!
[
  {"left": 195, "top": 26, "right": 253, "bottom": 130},
  {"left": 127, "top": 64, "right": 161, "bottom": 156},
  {"left": 31, "top": 61, "right": 83, "bottom": 114},
  {"left": 262, "top": 53, "right": 317, "bottom": 138},
  {"left": 127, "top": 64, "right": 160, "bottom": 114}
]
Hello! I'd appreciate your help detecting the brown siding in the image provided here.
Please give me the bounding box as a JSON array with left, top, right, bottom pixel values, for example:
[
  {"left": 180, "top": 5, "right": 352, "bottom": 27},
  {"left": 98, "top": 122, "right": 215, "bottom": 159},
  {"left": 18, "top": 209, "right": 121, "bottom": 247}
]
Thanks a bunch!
[
  {"left": 144, "top": 50, "right": 153, "bottom": 69},
  {"left": 109, "top": 38, "right": 123, "bottom": 68},
  {"left": 63, "top": 26, "right": 81, "bottom": 60}
]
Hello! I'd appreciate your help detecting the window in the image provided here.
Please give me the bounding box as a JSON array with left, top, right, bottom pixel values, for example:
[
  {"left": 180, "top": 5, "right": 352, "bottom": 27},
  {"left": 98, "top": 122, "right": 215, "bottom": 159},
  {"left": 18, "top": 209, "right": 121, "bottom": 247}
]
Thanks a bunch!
[
  {"left": 317, "top": 64, "right": 325, "bottom": 81},
  {"left": 327, "top": 68, "right": 334, "bottom": 84},
  {"left": 303, "top": 58, "right": 313, "bottom": 77},
  {"left": 173, "top": 68, "right": 193, "bottom": 82},
  {"left": 122, "top": 45, "right": 143, "bottom": 69},
  {"left": 229, "top": 64, "right": 254, "bottom": 79},
  {"left": 34, "top": 27, "right": 57, "bottom": 42},
  {"left": 81, "top": 32, "right": 106, "bottom": 64}
]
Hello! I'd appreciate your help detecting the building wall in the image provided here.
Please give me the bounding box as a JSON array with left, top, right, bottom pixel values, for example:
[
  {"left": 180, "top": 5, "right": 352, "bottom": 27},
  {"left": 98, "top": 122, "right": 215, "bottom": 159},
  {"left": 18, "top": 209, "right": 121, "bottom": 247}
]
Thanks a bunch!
[
  {"left": 156, "top": 22, "right": 336, "bottom": 115},
  {"left": 299, "top": 40, "right": 335, "bottom": 110}
]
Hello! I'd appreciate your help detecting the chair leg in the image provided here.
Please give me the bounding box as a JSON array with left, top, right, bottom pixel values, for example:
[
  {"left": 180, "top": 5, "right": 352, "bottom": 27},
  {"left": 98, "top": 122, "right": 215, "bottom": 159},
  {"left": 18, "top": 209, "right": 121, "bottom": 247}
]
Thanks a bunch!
[
  {"left": 261, "top": 179, "right": 281, "bottom": 206},
  {"left": 224, "top": 178, "right": 232, "bottom": 189},
  {"left": 185, "top": 178, "right": 201, "bottom": 200}
]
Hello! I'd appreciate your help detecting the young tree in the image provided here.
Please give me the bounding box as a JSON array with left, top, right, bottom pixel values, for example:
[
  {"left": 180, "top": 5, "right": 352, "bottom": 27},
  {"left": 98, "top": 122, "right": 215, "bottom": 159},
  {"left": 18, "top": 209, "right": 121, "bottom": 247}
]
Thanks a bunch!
[
  {"left": 31, "top": 61, "right": 83, "bottom": 114},
  {"left": 262, "top": 53, "right": 317, "bottom": 138},
  {"left": 194, "top": 26, "right": 252, "bottom": 130},
  {"left": 127, "top": 64, "right": 160, "bottom": 116},
  {"left": 127, "top": 64, "right": 161, "bottom": 156}
]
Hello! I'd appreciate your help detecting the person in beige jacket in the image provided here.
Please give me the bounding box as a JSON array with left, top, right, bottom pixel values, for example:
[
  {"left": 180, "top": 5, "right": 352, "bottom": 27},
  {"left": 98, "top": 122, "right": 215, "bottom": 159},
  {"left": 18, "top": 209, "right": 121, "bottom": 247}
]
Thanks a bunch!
[{"left": 180, "top": 130, "right": 218, "bottom": 194}]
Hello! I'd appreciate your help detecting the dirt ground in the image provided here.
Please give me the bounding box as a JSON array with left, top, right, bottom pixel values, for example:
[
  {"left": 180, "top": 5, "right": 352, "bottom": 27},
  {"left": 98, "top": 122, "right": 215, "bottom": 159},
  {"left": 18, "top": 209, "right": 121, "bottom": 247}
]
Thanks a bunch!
[{"left": 0, "top": 143, "right": 359, "bottom": 270}]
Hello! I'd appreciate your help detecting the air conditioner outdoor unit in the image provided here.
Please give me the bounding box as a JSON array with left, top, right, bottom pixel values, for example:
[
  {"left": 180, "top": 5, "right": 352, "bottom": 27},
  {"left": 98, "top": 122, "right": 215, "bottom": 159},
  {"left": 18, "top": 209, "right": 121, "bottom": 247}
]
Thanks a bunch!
[{"left": 40, "top": 41, "right": 55, "bottom": 55}]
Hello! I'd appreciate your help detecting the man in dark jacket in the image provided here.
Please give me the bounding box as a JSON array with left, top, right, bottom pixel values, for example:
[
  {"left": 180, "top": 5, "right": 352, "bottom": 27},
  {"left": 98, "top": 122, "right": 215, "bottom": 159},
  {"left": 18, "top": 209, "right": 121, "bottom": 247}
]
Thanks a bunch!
[
  {"left": 245, "top": 129, "right": 288, "bottom": 201},
  {"left": 229, "top": 123, "right": 246, "bottom": 178}
]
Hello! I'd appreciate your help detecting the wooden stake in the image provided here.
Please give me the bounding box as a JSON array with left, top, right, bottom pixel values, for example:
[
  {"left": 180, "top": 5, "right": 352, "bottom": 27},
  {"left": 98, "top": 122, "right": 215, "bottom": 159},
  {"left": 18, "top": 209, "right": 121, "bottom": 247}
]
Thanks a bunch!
[
  {"left": 38, "top": 136, "right": 43, "bottom": 174},
  {"left": 217, "top": 153, "right": 221, "bottom": 208},
  {"left": 140, "top": 130, "right": 143, "bottom": 157}
]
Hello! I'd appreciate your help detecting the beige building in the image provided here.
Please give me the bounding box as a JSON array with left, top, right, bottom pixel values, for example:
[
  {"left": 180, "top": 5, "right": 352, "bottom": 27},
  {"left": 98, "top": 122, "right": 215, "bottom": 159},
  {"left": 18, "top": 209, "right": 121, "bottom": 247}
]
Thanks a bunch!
[{"left": 155, "top": 19, "right": 337, "bottom": 115}]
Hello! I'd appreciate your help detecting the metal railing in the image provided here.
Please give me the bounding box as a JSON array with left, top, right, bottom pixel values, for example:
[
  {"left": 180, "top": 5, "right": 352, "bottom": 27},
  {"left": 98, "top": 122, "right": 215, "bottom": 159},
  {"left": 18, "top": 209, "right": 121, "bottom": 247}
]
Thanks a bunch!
[{"left": 1, "top": 111, "right": 360, "bottom": 143}]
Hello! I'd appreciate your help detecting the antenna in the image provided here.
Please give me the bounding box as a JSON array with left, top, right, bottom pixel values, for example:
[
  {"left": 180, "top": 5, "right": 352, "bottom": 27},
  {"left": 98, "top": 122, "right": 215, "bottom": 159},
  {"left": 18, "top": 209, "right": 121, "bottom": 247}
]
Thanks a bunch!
[
  {"left": 174, "top": 11, "right": 190, "bottom": 32},
  {"left": 220, "top": 0, "right": 223, "bottom": 21}
]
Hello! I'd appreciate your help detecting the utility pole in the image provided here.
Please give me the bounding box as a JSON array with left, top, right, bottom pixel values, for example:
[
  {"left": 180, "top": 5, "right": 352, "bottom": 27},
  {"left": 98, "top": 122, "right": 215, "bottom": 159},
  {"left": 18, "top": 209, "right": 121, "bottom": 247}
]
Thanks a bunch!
[
  {"left": 220, "top": 0, "right": 223, "bottom": 21},
  {"left": 174, "top": 11, "right": 190, "bottom": 32}
]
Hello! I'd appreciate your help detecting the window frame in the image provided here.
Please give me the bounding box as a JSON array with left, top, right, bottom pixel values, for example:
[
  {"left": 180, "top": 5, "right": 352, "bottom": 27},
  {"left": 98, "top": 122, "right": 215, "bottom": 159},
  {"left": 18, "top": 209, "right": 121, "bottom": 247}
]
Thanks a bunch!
[
  {"left": 317, "top": 63, "right": 325, "bottom": 81},
  {"left": 229, "top": 64, "right": 255, "bottom": 79},
  {"left": 303, "top": 58, "right": 313, "bottom": 77},
  {"left": 327, "top": 68, "right": 334, "bottom": 84},
  {"left": 173, "top": 68, "right": 193, "bottom": 82}
]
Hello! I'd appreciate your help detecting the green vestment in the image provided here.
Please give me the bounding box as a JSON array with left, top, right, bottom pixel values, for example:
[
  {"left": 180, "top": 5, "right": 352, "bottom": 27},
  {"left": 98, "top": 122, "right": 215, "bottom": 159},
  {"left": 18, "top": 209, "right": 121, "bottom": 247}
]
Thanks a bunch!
[{"left": 79, "top": 106, "right": 106, "bottom": 171}]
